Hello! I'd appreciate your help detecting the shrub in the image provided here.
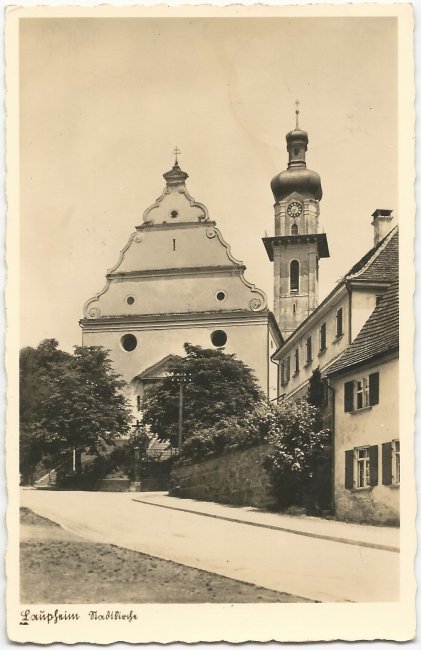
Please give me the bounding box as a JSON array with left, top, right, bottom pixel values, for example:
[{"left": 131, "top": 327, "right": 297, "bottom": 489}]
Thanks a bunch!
[
  {"left": 262, "top": 400, "right": 332, "bottom": 513},
  {"left": 179, "top": 404, "right": 273, "bottom": 462}
]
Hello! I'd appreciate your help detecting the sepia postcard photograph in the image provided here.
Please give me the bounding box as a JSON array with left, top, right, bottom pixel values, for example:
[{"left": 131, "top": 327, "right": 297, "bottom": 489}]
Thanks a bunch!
[{"left": 5, "top": 2, "right": 416, "bottom": 644}]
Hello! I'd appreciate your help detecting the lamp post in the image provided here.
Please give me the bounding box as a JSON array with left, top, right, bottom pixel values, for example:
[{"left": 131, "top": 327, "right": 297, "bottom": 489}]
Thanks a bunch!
[
  {"left": 171, "top": 372, "right": 192, "bottom": 450},
  {"left": 129, "top": 420, "right": 142, "bottom": 492},
  {"left": 133, "top": 446, "right": 140, "bottom": 482}
]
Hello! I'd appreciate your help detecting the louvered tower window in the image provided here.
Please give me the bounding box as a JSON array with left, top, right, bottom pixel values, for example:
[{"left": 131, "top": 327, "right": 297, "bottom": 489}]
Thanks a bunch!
[{"left": 290, "top": 260, "right": 299, "bottom": 292}]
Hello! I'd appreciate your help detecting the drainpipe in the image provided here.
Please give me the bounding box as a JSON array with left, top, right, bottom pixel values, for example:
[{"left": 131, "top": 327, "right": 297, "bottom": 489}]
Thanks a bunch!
[{"left": 326, "top": 381, "right": 336, "bottom": 516}]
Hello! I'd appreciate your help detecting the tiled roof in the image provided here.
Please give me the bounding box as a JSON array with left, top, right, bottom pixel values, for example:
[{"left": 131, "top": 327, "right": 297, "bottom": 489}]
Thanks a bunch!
[
  {"left": 272, "top": 226, "right": 398, "bottom": 359},
  {"left": 345, "top": 227, "right": 398, "bottom": 282},
  {"left": 327, "top": 276, "right": 399, "bottom": 376},
  {"left": 134, "top": 354, "right": 179, "bottom": 380}
]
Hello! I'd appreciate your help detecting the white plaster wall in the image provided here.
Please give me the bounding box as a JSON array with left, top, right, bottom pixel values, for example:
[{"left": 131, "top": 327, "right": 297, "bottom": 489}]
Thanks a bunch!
[
  {"left": 331, "top": 357, "right": 399, "bottom": 524},
  {"left": 278, "top": 291, "right": 350, "bottom": 397},
  {"left": 351, "top": 289, "right": 379, "bottom": 341},
  {"left": 114, "top": 225, "right": 233, "bottom": 274},
  {"left": 82, "top": 320, "right": 270, "bottom": 396},
  {"left": 144, "top": 185, "right": 206, "bottom": 224},
  {"left": 89, "top": 273, "right": 262, "bottom": 317}
]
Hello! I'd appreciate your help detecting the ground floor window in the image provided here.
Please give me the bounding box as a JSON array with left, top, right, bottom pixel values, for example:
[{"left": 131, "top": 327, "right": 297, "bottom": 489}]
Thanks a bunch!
[
  {"left": 345, "top": 445, "right": 378, "bottom": 489},
  {"left": 356, "top": 447, "right": 370, "bottom": 488}
]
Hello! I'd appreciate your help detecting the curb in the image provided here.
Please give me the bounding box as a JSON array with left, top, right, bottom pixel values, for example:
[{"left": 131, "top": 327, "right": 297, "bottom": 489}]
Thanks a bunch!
[{"left": 132, "top": 498, "right": 399, "bottom": 554}]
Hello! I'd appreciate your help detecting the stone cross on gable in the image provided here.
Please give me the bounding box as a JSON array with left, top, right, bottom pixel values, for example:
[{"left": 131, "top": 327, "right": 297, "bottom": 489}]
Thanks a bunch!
[{"left": 173, "top": 146, "right": 181, "bottom": 165}]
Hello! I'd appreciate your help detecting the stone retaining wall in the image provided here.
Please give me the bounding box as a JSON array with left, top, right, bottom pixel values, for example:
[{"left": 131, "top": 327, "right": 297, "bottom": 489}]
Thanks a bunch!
[
  {"left": 97, "top": 478, "right": 131, "bottom": 492},
  {"left": 169, "top": 444, "right": 275, "bottom": 509}
]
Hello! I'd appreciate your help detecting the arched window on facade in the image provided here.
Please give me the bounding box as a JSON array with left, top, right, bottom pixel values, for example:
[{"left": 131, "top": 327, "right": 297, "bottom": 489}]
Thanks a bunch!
[
  {"left": 291, "top": 223, "right": 298, "bottom": 235},
  {"left": 290, "top": 260, "right": 299, "bottom": 292}
]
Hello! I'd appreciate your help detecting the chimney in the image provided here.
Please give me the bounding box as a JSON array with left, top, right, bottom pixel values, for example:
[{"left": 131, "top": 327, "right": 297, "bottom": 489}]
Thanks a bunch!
[{"left": 371, "top": 209, "right": 394, "bottom": 246}]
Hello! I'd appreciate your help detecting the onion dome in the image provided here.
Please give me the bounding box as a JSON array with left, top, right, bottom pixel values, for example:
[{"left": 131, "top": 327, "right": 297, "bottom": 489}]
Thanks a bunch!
[
  {"left": 163, "top": 162, "right": 189, "bottom": 187},
  {"left": 271, "top": 106, "right": 322, "bottom": 202}
]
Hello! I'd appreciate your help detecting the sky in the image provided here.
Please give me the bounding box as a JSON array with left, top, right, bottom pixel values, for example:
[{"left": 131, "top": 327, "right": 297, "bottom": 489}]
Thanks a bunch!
[{"left": 19, "top": 16, "right": 398, "bottom": 352}]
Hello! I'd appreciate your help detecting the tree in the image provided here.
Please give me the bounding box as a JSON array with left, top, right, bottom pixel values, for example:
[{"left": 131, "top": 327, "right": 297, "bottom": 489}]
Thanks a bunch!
[
  {"left": 20, "top": 339, "right": 72, "bottom": 483},
  {"left": 142, "top": 343, "right": 265, "bottom": 447},
  {"left": 307, "top": 368, "right": 327, "bottom": 408},
  {"left": 19, "top": 340, "right": 132, "bottom": 482},
  {"left": 263, "top": 399, "right": 332, "bottom": 513}
]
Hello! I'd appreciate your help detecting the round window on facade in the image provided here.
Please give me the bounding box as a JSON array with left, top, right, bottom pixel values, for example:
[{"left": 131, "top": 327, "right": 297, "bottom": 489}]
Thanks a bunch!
[
  {"left": 121, "top": 334, "right": 137, "bottom": 352},
  {"left": 211, "top": 330, "right": 227, "bottom": 347},
  {"left": 216, "top": 291, "right": 226, "bottom": 302},
  {"left": 170, "top": 210, "right": 178, "bottom": 219},
  {"left": 126, "top": 296, "right": 135, "bottom": 305}
]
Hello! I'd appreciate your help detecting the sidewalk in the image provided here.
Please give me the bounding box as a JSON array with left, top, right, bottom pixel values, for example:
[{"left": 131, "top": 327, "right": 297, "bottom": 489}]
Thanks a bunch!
[{"left": 133, "top": 492, "right": 399, "bottom": 553}]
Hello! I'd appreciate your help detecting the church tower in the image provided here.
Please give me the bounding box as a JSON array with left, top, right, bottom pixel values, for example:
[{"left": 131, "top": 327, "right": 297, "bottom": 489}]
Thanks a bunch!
[{"left": 263, "top": 107, "right": 329, "bottom": 339}]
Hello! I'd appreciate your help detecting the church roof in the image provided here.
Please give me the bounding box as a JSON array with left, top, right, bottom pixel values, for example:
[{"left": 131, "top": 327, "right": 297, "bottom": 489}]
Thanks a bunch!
[
  {"left": 327, "top": 276, "right": 399, "bottom": 376},
  {"left": 132, "top": 354, "right": 179, "bottom": 381}
]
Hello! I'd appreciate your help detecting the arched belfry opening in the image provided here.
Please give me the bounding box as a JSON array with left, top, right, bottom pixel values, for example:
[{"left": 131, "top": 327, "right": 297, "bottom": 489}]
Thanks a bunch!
[{"left": 290, "top": 260, "right": 300, "bottom": 292}]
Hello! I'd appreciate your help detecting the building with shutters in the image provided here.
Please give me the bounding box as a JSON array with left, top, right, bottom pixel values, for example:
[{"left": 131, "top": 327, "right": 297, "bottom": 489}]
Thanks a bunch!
[
  {"left": 326, "top": 277, "right": 399, "bottom": 524},
  {"left": 271, "top": 223, "right": 398, "bottom": 401},
  {"left": 80, "top": 156, "right": 282, "bottom": 416},
  {"left": 265, "top": 119, "right": 399, "bottom": 523}
]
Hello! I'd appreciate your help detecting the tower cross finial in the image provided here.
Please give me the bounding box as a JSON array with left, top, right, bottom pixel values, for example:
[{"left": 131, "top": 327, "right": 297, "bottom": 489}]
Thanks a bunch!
[
  {"left": 173, "top": 146, "right": 181, "bottom": 166},
  {"left": 295, "top": 100, "right": 300, "bottom": 129}
]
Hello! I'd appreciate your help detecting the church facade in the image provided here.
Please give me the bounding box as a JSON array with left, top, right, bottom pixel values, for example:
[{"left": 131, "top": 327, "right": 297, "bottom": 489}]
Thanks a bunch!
[{"left": 80, "top": 156, "right": 281, "bottom": 411}]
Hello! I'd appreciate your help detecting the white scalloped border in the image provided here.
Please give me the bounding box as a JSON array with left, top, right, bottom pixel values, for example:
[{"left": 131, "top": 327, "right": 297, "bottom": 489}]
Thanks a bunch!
[
  {"left": 212, "top": 227, "right": 268, "bottom": 310},
  {"left": 142, "top": 185, "right": 209, "bottom": 223},
  {"left": 83, "top": 231, "right": 140, "bottom": 317}
]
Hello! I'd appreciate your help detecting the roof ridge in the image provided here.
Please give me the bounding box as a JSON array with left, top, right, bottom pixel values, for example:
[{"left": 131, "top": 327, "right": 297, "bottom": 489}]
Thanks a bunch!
[{"left": 346, "top": 226, "right": 398, "bottom": 281}]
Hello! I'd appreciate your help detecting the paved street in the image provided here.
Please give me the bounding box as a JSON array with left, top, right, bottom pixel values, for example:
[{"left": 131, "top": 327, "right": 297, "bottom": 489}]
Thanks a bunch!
[{"left": 20, "top": 489, "right": 399, "bottom": 603}]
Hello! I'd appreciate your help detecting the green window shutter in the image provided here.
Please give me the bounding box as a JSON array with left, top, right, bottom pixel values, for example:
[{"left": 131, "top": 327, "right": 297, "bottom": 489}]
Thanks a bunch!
[
  {"left": 344, "top": 381, "right": 354, "bottom": 412},
  {"left": 369, "top": 445, "right": 379, "bottom": 486},
  {"left": 382, "top": 442, "right": 392, "bottom": 485},
  {"left": 369, "top": 372, "right": 380, "bottom": 406},
  {"left": 345, "top": 450, "right": 354, "bottom": 489}
]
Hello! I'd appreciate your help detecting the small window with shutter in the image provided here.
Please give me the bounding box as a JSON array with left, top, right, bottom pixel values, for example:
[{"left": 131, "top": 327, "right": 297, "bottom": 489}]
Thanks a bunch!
[
  {"left": 306, "top": 337, "right": 312, "bottom": 364},
  {"left": 369, "top": 372, "right": 379, "bottom": 405},
  {"left": 382, "top": 439, "right": 400, "bottom": 485},
  {"left": 344, "top": 381, "right": 354, "bottom": 412},
  {"left": 355, "top": 447, "right": 370, "bottom": 488},
  {"left": 368, "top": 445, "right": 379, "bottom": 486},
  {"left": 382, "top": 442, "right": 392, "bottom": 485},
  {"left": 345, "top": 449, "right": 354, "bottom": 489},
  {"left": 335, "top": 307, "right": 343, "bottom": 338},
  {"left": 344, "top": 373, "right": 380, "bottom": 412},
  {"left": 319, "top": 322, "right": 327, "bottom": 352},
  {"left": 392, "top": 439, "right": 400, "bottom": 484},
  {"left": 281, "top": 358, "right": 291, "bottom": 386},
  {"left": 346, "top": 445, "right": 379, "bottom": 490},
  {"left": 294, "top": 348, "right": 300, "bottom": 374}
]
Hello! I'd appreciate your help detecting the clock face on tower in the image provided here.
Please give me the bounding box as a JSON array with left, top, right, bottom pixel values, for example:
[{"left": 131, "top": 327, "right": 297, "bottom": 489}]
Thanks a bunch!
[{"left": 287, "top": 201, "right": 303, "bottom": 218}]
